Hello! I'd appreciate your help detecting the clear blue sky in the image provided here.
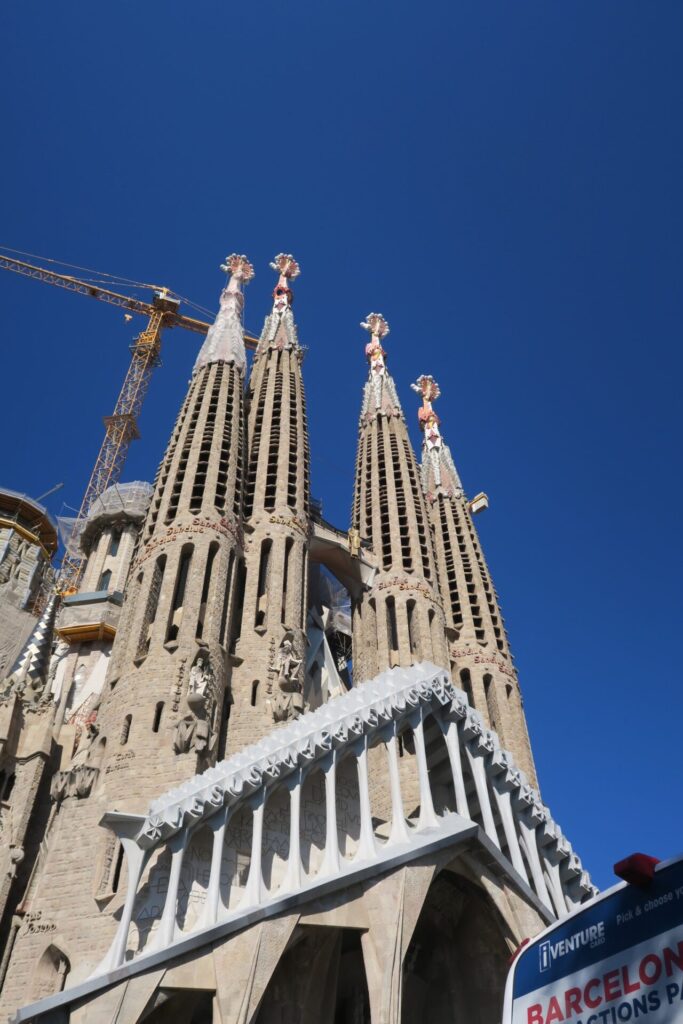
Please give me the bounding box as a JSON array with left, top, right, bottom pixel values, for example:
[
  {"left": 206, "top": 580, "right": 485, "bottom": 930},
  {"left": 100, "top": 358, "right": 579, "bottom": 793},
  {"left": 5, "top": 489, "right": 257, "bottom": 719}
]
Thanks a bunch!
[{"left": 1, "top": 2, "right": 681, "bottom": 892}]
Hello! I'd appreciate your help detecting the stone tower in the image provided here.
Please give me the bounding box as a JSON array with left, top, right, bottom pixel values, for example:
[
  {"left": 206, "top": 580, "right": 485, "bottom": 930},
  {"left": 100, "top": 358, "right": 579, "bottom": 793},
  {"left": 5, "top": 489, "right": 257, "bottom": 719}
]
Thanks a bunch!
[
  {"left": 351, "top": 314, "right": 448, "bottom": 683},
  {"left": 102, "top": 253, "right": 253, "bottom": 782},
  {"left": 413, "top": 374, "right": 537, "bottom": 784},
  {"left": 0, "top": 488, "right": 57, "bottom": 679},
  {"left": 0, "top": 256, "right": 253, "bottom": 1007},
  {"left": 228, "top": 255, "right": 311, "bottom": 750}
]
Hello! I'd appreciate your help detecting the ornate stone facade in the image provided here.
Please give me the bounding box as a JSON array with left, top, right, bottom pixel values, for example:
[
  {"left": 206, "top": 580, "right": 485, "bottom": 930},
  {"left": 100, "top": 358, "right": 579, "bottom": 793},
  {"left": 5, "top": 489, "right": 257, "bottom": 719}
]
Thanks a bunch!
[{"left": 0, "top": 255, "right": 593, "bottom": 1024}]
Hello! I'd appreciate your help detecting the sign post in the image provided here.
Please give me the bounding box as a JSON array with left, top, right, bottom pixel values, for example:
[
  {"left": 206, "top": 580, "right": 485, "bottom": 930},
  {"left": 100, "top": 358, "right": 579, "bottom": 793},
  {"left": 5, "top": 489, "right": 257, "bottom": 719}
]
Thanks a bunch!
[{"left": 504, "top": 855, "right": 683, "bottom": 1024}]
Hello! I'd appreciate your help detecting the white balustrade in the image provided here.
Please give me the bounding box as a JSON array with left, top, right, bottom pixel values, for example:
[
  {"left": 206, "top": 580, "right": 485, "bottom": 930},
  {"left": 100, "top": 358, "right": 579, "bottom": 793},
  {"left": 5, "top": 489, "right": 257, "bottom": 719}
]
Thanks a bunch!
[{"left": 98, "top": 663, "right": 596, "bottom": 976}]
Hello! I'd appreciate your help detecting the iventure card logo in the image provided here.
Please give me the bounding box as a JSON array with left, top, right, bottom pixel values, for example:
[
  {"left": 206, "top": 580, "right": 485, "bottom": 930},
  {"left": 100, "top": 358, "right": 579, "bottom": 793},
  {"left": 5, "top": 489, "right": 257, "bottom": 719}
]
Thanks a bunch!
[{"left": 538, "top": 923, "right": 605, "bottom": 972}]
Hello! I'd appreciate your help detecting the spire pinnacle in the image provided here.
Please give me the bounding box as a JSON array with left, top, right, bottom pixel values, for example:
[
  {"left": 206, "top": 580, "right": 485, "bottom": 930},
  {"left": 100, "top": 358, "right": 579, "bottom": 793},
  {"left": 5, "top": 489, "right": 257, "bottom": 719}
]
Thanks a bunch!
[
  {"left": 269, "top": 253, "right": 300, "bottom": 313},
  {"left": 359, "top": 313, "right": 402, "bottom": 420},
  {"left": 412, "top": 374, "right": 463, "bottom": 498},
  {"left": 411, "top": 374, "right": 442, "bottom": 448},
  {"left": 360, "top": 313, "right": 390, "bottom": 378},
  {"left": 220, "top": 253, "right": 255, "bottom": 282},
  {"left": 194, "top": 254, "right": 254, "bottom": 374}
]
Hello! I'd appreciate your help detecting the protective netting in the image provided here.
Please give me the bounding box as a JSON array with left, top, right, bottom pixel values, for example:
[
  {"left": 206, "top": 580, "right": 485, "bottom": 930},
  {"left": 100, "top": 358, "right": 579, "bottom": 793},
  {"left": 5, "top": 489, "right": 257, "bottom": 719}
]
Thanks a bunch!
[
  {"left": 58, "top": 481, "right": 152, "bottom": 557},
  {"left": 309, "top": 564, "right": 352, "bottom": 636}
]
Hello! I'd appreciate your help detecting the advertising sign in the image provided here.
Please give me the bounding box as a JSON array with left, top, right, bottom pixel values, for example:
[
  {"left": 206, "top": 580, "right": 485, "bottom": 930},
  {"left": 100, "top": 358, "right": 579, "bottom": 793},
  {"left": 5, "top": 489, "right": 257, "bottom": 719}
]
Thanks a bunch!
[{"left": 504, "top": 855, "right": 683, "bottom": 1024}]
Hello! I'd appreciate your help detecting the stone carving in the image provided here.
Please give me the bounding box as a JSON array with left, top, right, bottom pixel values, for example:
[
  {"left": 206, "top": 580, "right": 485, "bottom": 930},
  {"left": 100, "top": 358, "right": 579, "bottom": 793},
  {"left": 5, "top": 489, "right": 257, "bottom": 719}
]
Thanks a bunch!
[
  {"left": 271, "top": 636, "right": 304, "bottom": 723},
  {"left": 72, "top": 722, "right": 99, "bottom": 767},
  {"left": 50, "top": 722, "right": 101, "bottom": 802},
  {"left": 348, "top": 526, "right": 361, "bottom": 558},
  {"left": 187, "top": 655, "right": 213, "bottom": 705},
  {"left": 47, "top": 640, "right": 69, "bottom": 695},
  {"left": 7, "top": 845, "right": 24, "bottom": 880},
  {"left": 173, "top": 654, "right": 216, "bottom": 757}
]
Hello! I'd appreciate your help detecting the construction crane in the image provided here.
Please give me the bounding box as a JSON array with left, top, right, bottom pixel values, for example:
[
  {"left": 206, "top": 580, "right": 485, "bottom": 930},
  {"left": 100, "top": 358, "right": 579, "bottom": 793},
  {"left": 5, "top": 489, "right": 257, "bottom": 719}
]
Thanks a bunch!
[{"left": 0, "top": 252, "right": 258, "bottom": 594}]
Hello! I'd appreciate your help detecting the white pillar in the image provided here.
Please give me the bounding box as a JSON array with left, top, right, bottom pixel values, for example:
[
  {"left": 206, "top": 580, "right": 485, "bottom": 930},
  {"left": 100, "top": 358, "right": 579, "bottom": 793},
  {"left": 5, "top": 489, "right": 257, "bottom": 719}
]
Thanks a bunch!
[
  {"left": 543, "top": 856, "right": 568, "bottom": 917},
  {"left": 412, "top": 708, "right": 439, "bottom": 832},
  {"left": 156, "top": 828, "right": 190, "bottom": 949},
  {"left": 439, "top": 717, "right": 469, "bottom": 819},
  {"left": 518, "top": 817, "right": 552, "bottom": 909},
  {"left": 320, "top": 749, "right": 340, "bottom": 877},
  {"left": 464, "top": 744, "right": 499, "bottom": 846},
  {"left": 100, "top": 840, "right": 150, "bottom": 971},
  {"left": 385, "top": 722, "right": 410, "bottom": 845},
  {"left": 242, "top": 788, "right": 267, "bottom": 907},
  {"left": 492, "top": 784, "right": 527, "bottom": 881},
  {"left": 282, "top": 769, "right": 304, "bottom": 892},
  {"left": 200, "top": 805, "right": 230, "bottom": 928},
  {"left": 354, "top": 735, "right": 377, "bottom": 861}
]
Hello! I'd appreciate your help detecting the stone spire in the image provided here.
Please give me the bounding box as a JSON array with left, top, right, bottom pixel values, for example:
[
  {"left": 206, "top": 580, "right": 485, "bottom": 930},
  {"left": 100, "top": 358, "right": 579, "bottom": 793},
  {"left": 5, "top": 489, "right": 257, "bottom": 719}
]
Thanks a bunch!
[
  {"left": 351, "top": 317, "right": 447, "bottom": 683},
  {"left": 228, "top": 255, "right": 311, "bottom": 751},
  {"left": 193, "top": 254, "right": 254, "bottom": 374},
  {"left": 414, "top": 377, "right": 537, "bottom": 784},
  {"left": 1, "top": 595, "right": 58, "bottom": 703},
  {"left": 96, "top": 253, "right": 253, "bottom": 791}
]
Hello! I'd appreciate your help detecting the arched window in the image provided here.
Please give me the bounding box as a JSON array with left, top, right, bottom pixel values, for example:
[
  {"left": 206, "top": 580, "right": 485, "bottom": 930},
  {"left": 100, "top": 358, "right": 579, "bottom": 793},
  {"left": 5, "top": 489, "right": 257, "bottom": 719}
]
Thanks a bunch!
[
  {"left": 166, "top": 545, "right": 193, "bottom": 643},
  {"left": 255, "top": 539, "right": 272, "bottom": 628},
  {"left": 108, "top": 529, "right": 122, "bottom": 558},
  {"left": 152, "top": 702, "right": 164, "bottom": 733},
  {"left": 459, "top": 669, "right": 474, "bottom": 707},
  {"left": 3, "top": 773, "right": 15, "bottom": 801},
  {"left": 407, "top": 599, "right": 419, "bottom": 659},
  {"left": 250, "top": 681, "right": 259, "bottom": 707},
  {"left": 196, "top": 542, "right": 219, "bottom": 639},
  {"left": 219, "top": 550, "right": 235, "bottom": 648},
  {"left": 97, "top": 568, "right": 112, "bottom": 592},
  {"left": 281, "top": 538, "right": 293, "bottom": 623},
  {"left": 120, "top": 715, "right": 132, "bottom": 746},
  {"left": 483, "top": 673, "right": 497, "bottom": 732},
  {"left": 386, "top": 596, "right": 399, "bottom": 661},
  {"left": 111, "top": 843, "right": 124, "bottom": 894}
]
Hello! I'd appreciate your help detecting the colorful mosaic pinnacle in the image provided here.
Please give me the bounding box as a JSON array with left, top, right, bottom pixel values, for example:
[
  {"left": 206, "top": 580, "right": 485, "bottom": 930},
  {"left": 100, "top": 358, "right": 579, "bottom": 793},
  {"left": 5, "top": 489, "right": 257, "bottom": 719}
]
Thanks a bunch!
[
  {"left": 360, "top": 311, "right": 390, "bottom": 344},
  {"left": 411, "top": 374, "right": 442, "bottom": 428},
  {"left": 270, "top": 253, "right": 299, "bottom": 312}
]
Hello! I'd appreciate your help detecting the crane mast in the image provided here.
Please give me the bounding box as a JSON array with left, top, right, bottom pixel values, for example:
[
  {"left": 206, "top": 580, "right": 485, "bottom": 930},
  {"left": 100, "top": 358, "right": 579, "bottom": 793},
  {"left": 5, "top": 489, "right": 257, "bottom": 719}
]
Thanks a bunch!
[{"left": 0, "top": 252, "right": 258, "bottom": 594}]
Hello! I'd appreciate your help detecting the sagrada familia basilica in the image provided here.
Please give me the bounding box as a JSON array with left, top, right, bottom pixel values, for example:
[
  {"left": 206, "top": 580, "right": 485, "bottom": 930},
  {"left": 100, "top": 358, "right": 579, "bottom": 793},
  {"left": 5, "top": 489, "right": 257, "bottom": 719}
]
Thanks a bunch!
[{"left": 0, "top": 255, "right": 595, "bottom": 1022}]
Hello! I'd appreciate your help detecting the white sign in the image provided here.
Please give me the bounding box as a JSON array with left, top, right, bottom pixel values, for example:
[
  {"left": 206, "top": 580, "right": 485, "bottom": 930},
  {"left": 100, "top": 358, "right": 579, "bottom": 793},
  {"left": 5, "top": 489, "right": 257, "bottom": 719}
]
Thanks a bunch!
[{"left": 505, "top": 855, "right": 683, "bottom": 1024}]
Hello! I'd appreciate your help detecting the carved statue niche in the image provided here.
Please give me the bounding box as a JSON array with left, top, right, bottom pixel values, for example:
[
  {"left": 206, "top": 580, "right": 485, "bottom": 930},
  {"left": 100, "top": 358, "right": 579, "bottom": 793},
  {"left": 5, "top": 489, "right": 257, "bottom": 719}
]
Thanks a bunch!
[
  {"left": 271, "top": 634, "right": 304, "bottom": 723},
  {"left": 173, "top": 653, "right": 216, "bottom": 756}
]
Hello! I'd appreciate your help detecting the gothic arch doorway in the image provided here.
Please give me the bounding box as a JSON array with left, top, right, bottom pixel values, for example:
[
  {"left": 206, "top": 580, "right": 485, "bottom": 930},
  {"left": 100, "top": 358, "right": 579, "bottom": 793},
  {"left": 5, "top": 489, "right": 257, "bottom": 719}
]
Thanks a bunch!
[
  {"left": 254, "top": 925, "right": 370, "bottom": 1024},
  {"left": 402, "top": 871, "right": 512, "bottom": 1023}
]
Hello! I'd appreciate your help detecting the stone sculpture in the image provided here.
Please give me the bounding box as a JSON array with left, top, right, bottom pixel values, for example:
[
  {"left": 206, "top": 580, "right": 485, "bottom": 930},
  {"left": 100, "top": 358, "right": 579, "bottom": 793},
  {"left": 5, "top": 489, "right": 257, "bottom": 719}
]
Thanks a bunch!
[
  {"left": 173, "top": 654, "right": 215, "bottom": 756},
  {"left": 271, "top": 637, "right": 304, "bottom": 722}
]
